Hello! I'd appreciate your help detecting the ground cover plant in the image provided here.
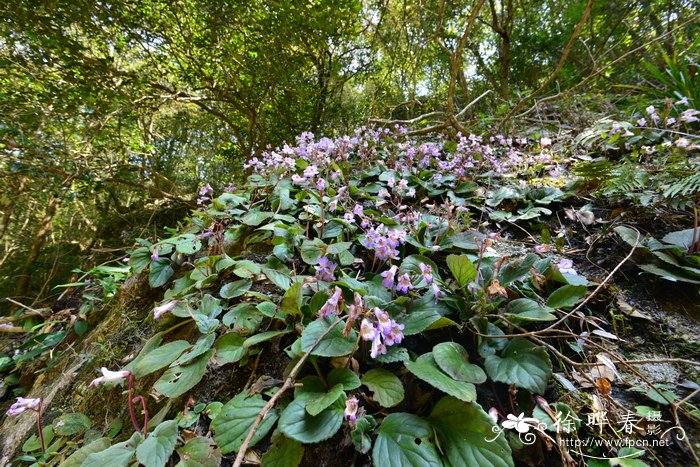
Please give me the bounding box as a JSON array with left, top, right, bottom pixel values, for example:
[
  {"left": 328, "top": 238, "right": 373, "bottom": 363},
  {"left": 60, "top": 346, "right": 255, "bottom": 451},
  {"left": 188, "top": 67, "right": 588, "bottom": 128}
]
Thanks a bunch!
[{"left": 2, "top": 101, "right": 698, "bottom": 466}]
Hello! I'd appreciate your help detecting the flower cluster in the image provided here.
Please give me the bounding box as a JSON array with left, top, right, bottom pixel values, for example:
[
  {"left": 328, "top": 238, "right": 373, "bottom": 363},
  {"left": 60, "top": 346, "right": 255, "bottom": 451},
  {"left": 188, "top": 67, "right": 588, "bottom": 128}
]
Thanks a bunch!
[
  {"left": 197, "top": 183, "right": 214, "bottom": 205},
  {"left": 314, "top": 256, "right": 337, "bottom": 282},
  {"left": 6, "top": 397, "right": 41, "bottom": 416},
  {"left": 363, "top": 225, "right": 406, "bottom": 261},
  {"left": 360, "top": 308, "right": 404, "bottom": 358}
]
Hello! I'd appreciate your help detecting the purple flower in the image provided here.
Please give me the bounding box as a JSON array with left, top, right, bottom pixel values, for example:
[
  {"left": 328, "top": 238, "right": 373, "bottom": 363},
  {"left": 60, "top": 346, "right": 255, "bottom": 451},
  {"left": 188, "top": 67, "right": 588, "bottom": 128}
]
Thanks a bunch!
[
  {"left": 347, "top": 292, "right": 364, "bottom": 319},
  {"left": 153, "top": 300, "right": 180, "bottom": 320},
  {"left": 6, "top": 397, "right": 41, "bottom": 416},
  {"left": 353, "top": 204, "right": 364, "bottom": 217},
  {"left": 224, "top": 183, "right": 235, "bottom": 193},
  {"left": 150, "top": 247, "right": 159, "bottom": 261},
  {"left": 315, "top": 257, "right": 337, "bottom": 282},
  {"left": 396, "top": 273, "right": 414, "bottom": 294},
  {"left": 344, "top": 396, "right": 360, "bottom": 424},
  {"left": 303, "top": 164, "right": 319, "bottom": 178},
  {"left": 316, "top": 178, "right": 326, "bottom": 191},
  {"left": 380, "top": 265, "right": 398, "bottom": 289},
  {"left": 431, "top": 283, "right": 445, "bottom": 302},
  {"left": 318, "top": 287, "right": 343, "bottom": 318},
  {"left": 419, "top": 263, "right": 433, "bottom": 284},
  {"left": 291, "top": 174, "right": 306, "bottom": 184},
  {"left": 370, "top": 334, "right": 387, "bottom": 358},
  {"left": 89, "top": 368, "right": 131, "bottom": 388},
  {"left": 360, "top": 318, "right": 377, "bottom": 341},
  {"left": 199, "top": 183, "right": 214, "bottom": 196},
  {"left": 344, "top": 212, "right": 355, "bottom": 223},
  {"left": 557, "top": 259, "right": 577, "bottom": 275}
]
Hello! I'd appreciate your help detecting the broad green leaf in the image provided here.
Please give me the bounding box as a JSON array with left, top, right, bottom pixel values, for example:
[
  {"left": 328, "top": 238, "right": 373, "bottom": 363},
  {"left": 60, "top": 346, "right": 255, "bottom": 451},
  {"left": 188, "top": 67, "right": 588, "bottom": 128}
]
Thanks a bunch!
[
  {"left": 326, "top": 241, "right": 352, "bottom": 255},
  {"left": 546, "top": 285, "right": 587, "bottom": 308},
  {"left": 215, "top": 333, "right": 246, "bottom": 365},
  {"left": 375, "top": 346, "right": 409, "bottom": 363},
  {"left": 327, "top": 367, "right": 361, "bottom": 390},
  {"left": 499, "top": 253, "right": 538, "bottom": 285},
  {"left": 614, "top": 226, "right": 643, "bottom": 248},
  {"left": 484, "top": 338, "right": 552, "bottom": 394},
  {"left": 129, "top": 247, "right": 151, "bottom": 274},
  {"left": 361, "top": 368, "right": 404, "bottom": 408},
  {"left": 446, "top": 254, "right": 477, "bottom": 287},
  {"left": 405, "top": 353, "right": 477, "bottom": 402},
  {"left": 280, "top": 281, "right": 303, "bottom": 316},
  {"left": 242, "top": 330, "right": 290, "bottom": 348},
  {"left": 300, "top": 238, "right": 326, "bottom": 264},
  {"left": 52, "top": 412, "right": 92, "bottom": 436},
  {"left": 84, "top": 432, "right": 143, "bottom": 467},
  {"left": 263, "top": 268, "right": 292, "bottom": 290},
  {"left": 123, "top": 332, "right": 165, "bottom": 373},
  {"left": 278, "top": 398, "right": 344, "bottom": 444},
  {"left": 306, "top": 384, "right": 345, "bottom": 416},
  {"left": 232, "top": 260, "right": 262, "bottom": 278},
  {"left": 401, "top": 310, "right": 442, "bottom": 335},
  {"left": 506, "top": 298, "right": 557, "bottom": 321},
  {"left": 155, "top": 350, "right": 214, "bottom": 398},
  {"left": 433, "top": 342, "right": 487, "bottom": 383},
  {"left": 351, "top": 416, "right": 376, "bottom": 454},
  {"left": 372, "top": 413, "right": 441, "bottom": 467},
  {"left": 429, "top": 396, "right": 513, "bottom": 467},
  {"left": 133, "top": 340, "right": 192, "bottom": 377},
  {"left": 136, "top": 420, "right": 179, "bottom": 467},
  {"left": 220, "top": 279, "right": 252, "bottom": 299},
  {"left": 241, "top": 211, "right": 274, "bottom": 226},
  {"left": 212, "top": 392, "right": 279, "bottom": 454},
  {"left": 175, "top": 437, "right": 222, "bottom": 467},
  {"left": 171, "top": 333, "right": 215, "bottom": 366},
  {"left": 150, "top": 259, "right": 174, "bottom": 288},
  {"left": 300, "top": 318, "right": 356, "bottom": 357},
  {"left": 62, "top": 437, "right": 111, "bottom": 467},
  {"left": 260, "top": 430, "right": 304, "bottom": 467}
]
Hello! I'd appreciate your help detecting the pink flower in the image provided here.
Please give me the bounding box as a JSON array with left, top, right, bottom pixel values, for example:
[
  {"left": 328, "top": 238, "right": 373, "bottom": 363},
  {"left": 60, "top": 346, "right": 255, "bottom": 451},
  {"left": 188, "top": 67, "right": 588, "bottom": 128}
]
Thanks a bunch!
[
  {"left": 556, "top": 259, "right": 577, "bottom": 275},
  {"left": 150, "top": 248, "right": 159, "bottom": 261},
  {"left": 419, "top": 263, "right": 433, "bottom": 284},
  {"left": 359, "top": 319, "right": 377, "bottom": 341},
  {"left": 344, "top": 396, "right": 360, "bottom": 424},
  {"left": 89, "top": 368, "right": 131, "bottom": 388},
  {"left": 6, "top": 397, "right": 41, "bottom": 416},
  {"left": 370, "top": 334, "right": 387, "bottom": 358},
  {"left": 153, "top": 300, "right": 180, "bottom": 320},
  {"left": 396, "top": 273, "right": 414, "bottom": 294},
  {"left": 318, "top": 287, "right": 342, "bottom": 318},
  {"left": 380, "top": 265, "right": 398, "bottom": 289},
  {"left": 431, "top": 283, "right": 445, "bottom": 302}
]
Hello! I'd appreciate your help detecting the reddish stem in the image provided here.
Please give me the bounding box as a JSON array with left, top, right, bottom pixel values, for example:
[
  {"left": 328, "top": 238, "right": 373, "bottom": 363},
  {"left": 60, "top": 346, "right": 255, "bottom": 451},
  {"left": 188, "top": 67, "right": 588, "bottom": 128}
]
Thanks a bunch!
[
  {"left": 127, "top": 374, "right": 142, "bottom": 433},
  {"left": 133, "top": 395, "right": 149, "bottom": 435},
  {"left": 35, "top": 399, "right": 45, "bottom": 453}
]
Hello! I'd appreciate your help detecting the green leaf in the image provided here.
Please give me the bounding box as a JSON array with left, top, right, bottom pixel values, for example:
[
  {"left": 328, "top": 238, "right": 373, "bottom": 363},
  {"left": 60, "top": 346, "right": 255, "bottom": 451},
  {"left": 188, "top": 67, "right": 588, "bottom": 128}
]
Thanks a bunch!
[
  {"left": 278, "top": 397, "right": 344, "bottom": 444},
  {"left": 263, "top": 268, "right": 292, "bottom": 290},
  {"left": 150, "top": 259, "right": 174, "bottom": 288},
  {"left": 300, "top": 318, "right": 356, "bottom": 357},
  {"left": 372, "top": 413, "right": 441, "bottom": 467},
  {"left": 155, "top": 350, "right": 214, "bottom": 398},
  {"left": 351, "top": 416, "right": 376, "bottom": 454},
  {"left": 327, "top": 367, "right": 361, "bottom": 390},
  {"left": 280, "top": 281, "right": 303, "bottom": 316},
  {"left": 129, "top": 247, "right": 152, "bottom": 274},
  {"left": 242, "top": 210, "right": 274, "bottom": 226},
  {"left": 52, "top": 412, "right": 92, "bottom": 436},
  {"left": 220, "top": 279, "right": 252, "bottom": 299},
  {"left": 133, "top": 341, "right": 192, "bottom": 377},
  {"left": 375, "top": 346, "right": 409, "bottom": 363},
  {"left": 405, "top": 353, "right": 477, "bottom": 402},
  {"left": 400, "top": 255, "right": 441, "bottom": 285},
  {"left": 546, "top": 285, "right": 587, "bottom": 308},
  {"left": 242, "top": 330, "right": 290, "bottom": 348},
  {"left": 499, "top": 253, "right": 538, "bottom": 285},
  {"left": 446, "top": 254, "right": 477, "bottom": 287},
  {"left": 484, "top": 338, "right": 552, "bottom": 394},
  {"left": 306, "top": 384, "right": 345, "bottom": 416},
  {"left": 215, "top": 333, "right": 246, "bottom": 365},
  {"left": 261, "top": 430, "right": 305, "bottom": 467},
  {"left": 62, "top": 437, "right": 111, "bottom": 467},
  {"left": 429, "top": 396, "right": 513, "bottom": 467},
  {"left": 175, "top": 437, "right": 222, "bottom": 467},
  {"left": 136, "top": 420, "right": 179, "bottom": 467},
  {"left": 506, "top": 298, "right": 557, "bottom": 321},
  {"left": 212, "top": 392, "right": 279, "bottom": 454},
  {"left": 326, "top": 241, "right": 352, "bottom": 255},
  {"left": 232, "top": 260, "right": 262, "bottom": 278},
  {"left": 300, "top": 238, "right": 327, "bottom": 264},
  {"left": 361, "top": 368, "right": 404, "bottom": 408},
  {"left": 84, "top": 432, "right": 143, "bottom": 467},
  {"left": 433, "top": 342, "right": 487, "bottom": 383},
  {"left": 171, "top": 333, "right": 215, "bottom": 366}
]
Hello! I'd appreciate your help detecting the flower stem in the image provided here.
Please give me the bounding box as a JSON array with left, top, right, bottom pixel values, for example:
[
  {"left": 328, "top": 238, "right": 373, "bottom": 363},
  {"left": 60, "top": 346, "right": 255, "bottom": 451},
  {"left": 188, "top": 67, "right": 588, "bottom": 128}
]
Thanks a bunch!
[
  {"left": 127, "top": 374, "right": 142, "bottom": 433},
  {"left": 35, "top": 399, "right": 45, "bottom": 453}
]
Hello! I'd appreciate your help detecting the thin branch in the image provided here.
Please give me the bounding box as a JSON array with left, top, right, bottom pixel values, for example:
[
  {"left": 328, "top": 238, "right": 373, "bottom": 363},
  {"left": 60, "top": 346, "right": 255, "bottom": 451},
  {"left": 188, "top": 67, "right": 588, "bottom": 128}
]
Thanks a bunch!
[{"left": 232, "top": 317, "right": 347, "bottom": 467}]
